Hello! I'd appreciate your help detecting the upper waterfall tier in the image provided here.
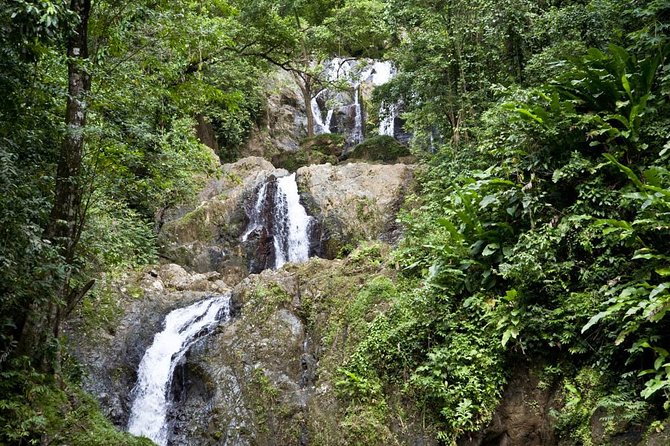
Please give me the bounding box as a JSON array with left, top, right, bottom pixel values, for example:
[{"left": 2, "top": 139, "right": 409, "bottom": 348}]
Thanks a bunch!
[{"left": 310, "top": 59, "right": 399, "bottom": 144}]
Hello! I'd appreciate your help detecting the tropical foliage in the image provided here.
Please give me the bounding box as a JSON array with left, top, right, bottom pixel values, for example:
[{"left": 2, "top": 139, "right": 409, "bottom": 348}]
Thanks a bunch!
[{"left": 1, "top": 0, "right": 669, "bottom": 444}]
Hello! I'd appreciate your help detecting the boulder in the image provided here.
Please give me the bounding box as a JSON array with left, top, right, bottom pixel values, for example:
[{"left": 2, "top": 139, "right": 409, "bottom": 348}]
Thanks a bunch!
[
  {"left": 296, "top": 162, "right": 414, "bottom": 257},
  {"left": 158, "top": 157, "right": 288, "bottom": 284}
]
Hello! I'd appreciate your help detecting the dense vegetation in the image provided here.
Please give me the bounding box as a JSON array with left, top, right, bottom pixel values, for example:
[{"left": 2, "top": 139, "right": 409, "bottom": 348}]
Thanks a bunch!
[
  {"left": 338, "top": 0, "right": 670, "bottom": 443},
  {"left": 0, "top": 0, "right": 668, "bottom": 444}
]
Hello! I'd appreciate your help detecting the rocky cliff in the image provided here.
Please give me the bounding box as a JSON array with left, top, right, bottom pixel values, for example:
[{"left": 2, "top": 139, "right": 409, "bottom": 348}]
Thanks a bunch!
[
  {"left": 157, "top": 157, "right": 414, "bottom": 284},
  {"left": 66, "top": 155, "right": 419, "bottom": 445}
]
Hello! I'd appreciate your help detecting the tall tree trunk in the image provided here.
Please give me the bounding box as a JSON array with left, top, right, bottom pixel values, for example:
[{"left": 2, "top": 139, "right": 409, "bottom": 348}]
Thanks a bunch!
[
  {"left": 19, "top": 0, "right": 92, "bottom": 366},
  {"left": 47, "top": 0, "right": 93, "bottom": 342},
  {"left": 46, "top": 0, "right": 91, "bottom": 263},
  {"left": 295, "top": 72, "right": 315, "bottom": 138}
]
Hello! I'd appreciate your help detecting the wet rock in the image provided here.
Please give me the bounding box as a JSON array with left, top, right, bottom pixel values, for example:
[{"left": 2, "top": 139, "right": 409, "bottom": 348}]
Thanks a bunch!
[
  {"left": 158, "top": 157, "right": 288, "bottom": 284},
  {"left": 63, "top": 267, "right": 231, "bottom": 428}
]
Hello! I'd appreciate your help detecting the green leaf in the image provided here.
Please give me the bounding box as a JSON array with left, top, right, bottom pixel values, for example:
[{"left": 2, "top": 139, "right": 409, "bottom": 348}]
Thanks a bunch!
[
  {"left": 655, "top": 356, "right": 666, "bottom": 371},
  {"left": 479, "top": 194, "right": 497, "bottom": 209},
  {"left": 649, "top": 283, "right": 669, "bottom": 299},
  {"left": 482, "top": 243, "right": 499, "bottom": 257},
  {"left": 582, "top": 311, "right": 609, "bottom": 333},
  {"left": 603, "top": 153, "right": 644, "bottom": 189}
]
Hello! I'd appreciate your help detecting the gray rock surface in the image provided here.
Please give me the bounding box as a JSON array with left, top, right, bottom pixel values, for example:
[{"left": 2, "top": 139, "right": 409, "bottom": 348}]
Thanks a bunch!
[
  {"left": 244, "top": 70, "right": 308, "bottom": 156},
  {"left": 158, "top": 157, "right": 288, "bottom": 284},
  {"left": 64, "top": 265, "right": 231, "bottom": 427},
  {"left": 166, "top": 256, "right": 436, "bottom": 446},
  {"left": 159, "top": 157, "right": 415, "bottom": 279},
  {"left": 296, "top": 162, "right": 414, "bottom": 257}
]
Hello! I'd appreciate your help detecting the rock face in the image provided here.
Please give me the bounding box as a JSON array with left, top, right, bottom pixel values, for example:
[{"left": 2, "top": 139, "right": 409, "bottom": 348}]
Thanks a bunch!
[
  {"left": 159, "top": 157, "right": 415, "bottom": 282},
  {"left": 64, "top": 264, "right": 231, "bottom": 428},
  {"left": 457, "top": 368, "right": 558, "bottom": 446},
  {"left": 244, "top": 70, "right": 308, "bottom": 156},
  {"left": 158, "top": 157, "right": 289, "bottom": 284},
  {"left": 165, "top": 252, "right": 437, "bottom": 446},
  {"left": 67, "top": 144, "right": 433, "bottom": 445},
  {"left": 296, "top": 162, "right": 414, "bottom": 257}
]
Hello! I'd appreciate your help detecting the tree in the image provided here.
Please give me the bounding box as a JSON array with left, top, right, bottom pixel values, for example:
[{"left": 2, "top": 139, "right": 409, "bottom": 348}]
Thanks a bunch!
[{"left": 17, "top": 0, "right": 94, "bottom": 367}]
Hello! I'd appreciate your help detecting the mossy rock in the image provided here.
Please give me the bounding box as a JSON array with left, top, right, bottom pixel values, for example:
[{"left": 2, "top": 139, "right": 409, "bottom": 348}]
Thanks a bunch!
[
  {"left": 272, "top": 148, "right": 337, "bottom": 172},
  {"left": 300, "top": 134, "right": 346, "bottom": 157},
  {"left": 346, "top": 135, "right": 411, "bottom": 163}
]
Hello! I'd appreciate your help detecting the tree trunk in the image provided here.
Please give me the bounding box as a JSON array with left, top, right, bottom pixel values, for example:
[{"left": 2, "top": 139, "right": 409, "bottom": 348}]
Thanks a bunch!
[
  {"left": 295, "top": 72, "right": 315, "bottom": 138},
  {"left": 47, "top": 0, "right": 92, "bottom": 340},
  {"left": 46, "top": 0, "right": 92, "bottom": 263},
  {"left": 19, "top": 0, "right": 92, "bottom": 365}
]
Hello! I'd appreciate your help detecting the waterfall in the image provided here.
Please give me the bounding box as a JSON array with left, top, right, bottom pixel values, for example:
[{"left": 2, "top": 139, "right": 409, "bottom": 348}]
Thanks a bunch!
[
  {"left": 369, "top": 62, "right": 397, "bottom": 137},
  {"left": 244, "top": 173, "right": 315, "bottom": 270},
  {"left": 311, "top": 95, "right": 331, "bottom": 134},
  {"left": 127, "top": 294, "right": 232, "bottom": 445},
  {"left": 379, "top": 102, "right": 396, "bottom": 137},
  {"left": 241, "top": 181, "right": 268, "bottom": 242},
  {"left": 273, "top": 174, "right": 313, "bottom": 268},
  {"left": 352, "top": 84, "right": 364, "bottom": 145},
  {"left": 312, "top": 59, "right": 399, "bottom": 142}
]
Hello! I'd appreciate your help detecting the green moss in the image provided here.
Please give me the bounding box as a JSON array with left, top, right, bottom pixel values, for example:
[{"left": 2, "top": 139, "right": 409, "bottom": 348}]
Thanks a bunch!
[
  {"left": 271, "top": 148, "right": 337, "bottom": 172},
  {"left": 246, "top": 368, "right": 302, "bottom": 443},
  {"left": 301, "top": 133, "right": 346, "bottom": 157},
  {"left": 347, "top": 135, "right": 411, "bottom": 163},
  {"left": 0, "top": 370, "right": 151, "bottom": 446},
  {"left": 270, "top": 134, "right": 344, "bottom": 171},
  {"left": 166, "top": 205, "right": 216, "bottom": 242},
  {"left": 244, "top": 283, "right": 293, "bottom": 326}
]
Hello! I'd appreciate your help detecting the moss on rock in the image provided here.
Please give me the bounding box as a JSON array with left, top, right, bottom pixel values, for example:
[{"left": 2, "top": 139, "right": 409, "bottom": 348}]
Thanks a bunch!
[{"left": 346, "top": 135, "right": 411, "bottom": 163}]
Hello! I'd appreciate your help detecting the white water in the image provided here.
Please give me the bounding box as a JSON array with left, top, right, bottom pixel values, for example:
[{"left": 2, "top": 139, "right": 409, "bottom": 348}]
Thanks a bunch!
[
  {"left": 379, "top": 102, "right": 396, "bottom": 137},
  {"left": 242, "top": 181, "right": 268, "bottom": 242},
  {"left": 310, "top": 59, "right": 397, "bottom": 140},
  {"left": 273, "top": 173, "right": 313, "bottom": 268},
  {"left": 127, "top": 294, "right": 232, "bottom": 445},
  {"left": 311, "top": 95, "right": 331, "bottom": 134},
  {"left": 352, "top": 84, "right": 364, "bottom": 144},
  {"left": 370, "top": 61, "right": 397, "bottom": 137},
  {"left": 243, "top": 173, "right": 315, "bottom": 270}
]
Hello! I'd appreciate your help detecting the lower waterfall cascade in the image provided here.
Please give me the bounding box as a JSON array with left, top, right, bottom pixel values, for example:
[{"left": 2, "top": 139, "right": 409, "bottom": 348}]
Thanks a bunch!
[{"left": 127, "top": 294, "right": 232, "bottom": 445}]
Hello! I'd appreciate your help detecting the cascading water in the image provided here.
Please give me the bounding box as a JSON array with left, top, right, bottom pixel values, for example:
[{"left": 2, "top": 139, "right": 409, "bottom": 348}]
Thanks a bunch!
[
  {"left": 127, "top": 294, "right": 232, "bottom": 445},
  {"left": 241, "top": 181, "right": 268, "bottom": 242},
  {"left": 310, "top": 59, "right": 398, "bottom": 141},
  {"left": 311, "top": 94, "right": 331, "bottom": 134},
  {"left": 368, "top": 61, "right": 397, "bottom": 137},
  {"left": 273, "top": 173, "right": 313, "bottom": 268},
  {"left": 379, "top": 102, "right": 396, "bottom": 137},
  {"left": 244, "top": 173, "right": 315, "bottom": 270},
  {"left": 352, "top": 84, "right": 364, "bottom": 144}
]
